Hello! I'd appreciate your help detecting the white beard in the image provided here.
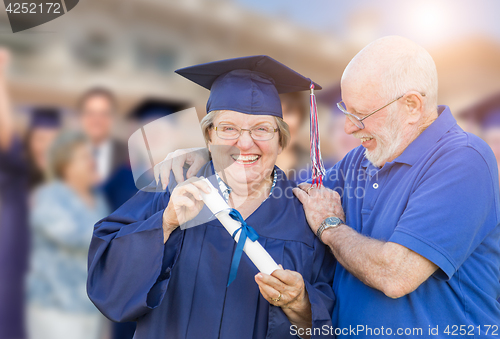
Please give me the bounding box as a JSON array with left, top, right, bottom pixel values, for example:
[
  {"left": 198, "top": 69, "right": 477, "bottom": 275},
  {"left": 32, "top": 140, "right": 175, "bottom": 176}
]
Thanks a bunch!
[{"left": 361, "top": 108, "right": 411, "bottom": 167}]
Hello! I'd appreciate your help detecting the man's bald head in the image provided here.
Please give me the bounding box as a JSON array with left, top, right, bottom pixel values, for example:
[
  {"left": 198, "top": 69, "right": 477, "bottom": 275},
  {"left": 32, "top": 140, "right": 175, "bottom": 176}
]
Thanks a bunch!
[{"left": 342, "top": 36, "right": 438, "bottom": 113}]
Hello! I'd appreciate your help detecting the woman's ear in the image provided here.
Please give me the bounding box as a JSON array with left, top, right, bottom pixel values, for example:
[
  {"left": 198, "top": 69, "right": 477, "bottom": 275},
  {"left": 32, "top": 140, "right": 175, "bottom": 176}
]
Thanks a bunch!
[{"left": 207, "top": 126, "right": 214, "bottom": 152}]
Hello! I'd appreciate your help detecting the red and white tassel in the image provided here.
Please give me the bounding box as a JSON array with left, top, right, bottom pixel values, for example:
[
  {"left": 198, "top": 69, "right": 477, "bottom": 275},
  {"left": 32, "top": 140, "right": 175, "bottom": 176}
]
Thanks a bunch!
[{"left": 309, "top": 83, "right": 325, "bottom": 187}]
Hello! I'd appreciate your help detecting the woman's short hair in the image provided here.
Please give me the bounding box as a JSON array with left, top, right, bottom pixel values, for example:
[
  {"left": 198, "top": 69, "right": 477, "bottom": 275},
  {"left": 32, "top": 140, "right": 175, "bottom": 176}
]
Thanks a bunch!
[
  {"left": 47, "top": 130, "right": 88, "bottom": 180},
  {"left": 200, "top": 110, "right": 290, "bottom": 149}
]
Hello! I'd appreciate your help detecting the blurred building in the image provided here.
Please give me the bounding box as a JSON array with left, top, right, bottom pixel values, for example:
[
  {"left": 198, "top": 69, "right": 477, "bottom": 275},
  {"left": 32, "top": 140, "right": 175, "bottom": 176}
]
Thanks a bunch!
[
  {"left": 0, "top": 0, "right": 499, "bottom": 148},
  {"left": 0, "top": 0, "right": 351, "bottom": 118},
  {"left": 431, "top": 37, "right": 500, "bottom": 114}
]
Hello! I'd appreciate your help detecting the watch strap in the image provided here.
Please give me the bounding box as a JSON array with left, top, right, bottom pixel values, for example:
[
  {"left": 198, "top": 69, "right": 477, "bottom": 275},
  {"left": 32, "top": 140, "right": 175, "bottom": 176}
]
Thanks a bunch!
[{"left": 316, "top": 217, "right": 344, "bottom": 243}]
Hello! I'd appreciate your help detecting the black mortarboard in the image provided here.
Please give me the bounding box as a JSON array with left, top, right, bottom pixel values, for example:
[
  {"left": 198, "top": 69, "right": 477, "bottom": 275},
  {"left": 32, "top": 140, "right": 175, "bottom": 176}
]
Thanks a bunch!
[
  {"left": 129, "top": 99, "right": 189, "bottom": 122},
  {"left": 175, "top": 55, "right": 321, "bottom": 118},
  {"left": 30, "top": 107, "right": 61, "bottom": 128}
]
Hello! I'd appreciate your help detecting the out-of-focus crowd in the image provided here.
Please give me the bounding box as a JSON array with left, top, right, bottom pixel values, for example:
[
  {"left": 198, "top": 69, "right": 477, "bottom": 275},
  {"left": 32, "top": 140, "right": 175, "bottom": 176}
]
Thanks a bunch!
[{"left": 0, "top": 41, "right": 499, "bottom": 339}]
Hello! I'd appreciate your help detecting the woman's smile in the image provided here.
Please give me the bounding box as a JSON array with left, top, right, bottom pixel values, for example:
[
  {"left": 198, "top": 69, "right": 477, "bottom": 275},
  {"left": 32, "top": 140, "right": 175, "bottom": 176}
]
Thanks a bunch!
[{"left": 230, "top": 153, "right": 261, "bottom": 165}]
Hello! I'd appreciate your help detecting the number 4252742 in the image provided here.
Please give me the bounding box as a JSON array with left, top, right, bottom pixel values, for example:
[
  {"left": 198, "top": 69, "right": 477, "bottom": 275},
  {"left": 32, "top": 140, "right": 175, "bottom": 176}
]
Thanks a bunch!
[{"left": 6, "top": 3, "right": 61, "bottom": 14}]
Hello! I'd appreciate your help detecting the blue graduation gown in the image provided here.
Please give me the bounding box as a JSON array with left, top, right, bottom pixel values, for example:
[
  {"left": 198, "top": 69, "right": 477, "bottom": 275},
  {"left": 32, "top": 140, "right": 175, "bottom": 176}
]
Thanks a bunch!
[
  {"left": 101, "top": 164, "right": 138, "bottom": 212},
  {"left": 100, "top": 163, "right": 140, "bottom": 339},
  {"left": 0, "top": 138, "right": 29, "bottom": 339},
  {"left": 87, "top": 163, "right": 335, "bottom": 339}
]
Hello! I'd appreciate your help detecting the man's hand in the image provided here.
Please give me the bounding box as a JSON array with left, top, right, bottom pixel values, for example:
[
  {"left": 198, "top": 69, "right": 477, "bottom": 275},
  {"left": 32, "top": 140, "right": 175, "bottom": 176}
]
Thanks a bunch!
[
  {"left": 162, "top": 177, "right": 211, "bottom": 243},
  {"left": 292, "top": 183, "right": 345, "bottom": 234},
  {"left": 154, "top": 147, "right": 210, "bottom": 190}
]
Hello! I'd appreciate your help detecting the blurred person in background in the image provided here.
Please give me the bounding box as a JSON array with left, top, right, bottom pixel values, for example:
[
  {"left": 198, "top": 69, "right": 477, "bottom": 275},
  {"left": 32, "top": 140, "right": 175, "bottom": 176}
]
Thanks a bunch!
[
  {"left": 77, "top": 87, "right": 128, "bottom": 188},
  {"left": 27, "top": 131, "right": 108, "bottom": 339},
  {"left": 77, "top": 87, "right": 136, "bottom": 339},
  {"left": 24, "top": 108, "right": 62, "bottom": 189},
  {"left": 0, "top": 46, "right": 27, "bottom": 339},
  {"left": 275, "top": 92, "right": 310, "bottom": 182},
  {"left": 317, "top": 85, "right": 360, "bottom": 165},
  {"left": 459, "top": 93, "right": 500, "bottom": 183},
  {"left": 103, "top": 98, "right": 188, "bottom": 339},
  {"left": 475, "top": 103, "right": 500, "bottom": 303},
  {"left": 0, "top": 49, "right": 61, "bottom": 339},
  {"left": 114, "top": 98, "right": 189, "bottom": 197},
  {"left": 482, "top": 109, "right": 500, "bottom": 182}
]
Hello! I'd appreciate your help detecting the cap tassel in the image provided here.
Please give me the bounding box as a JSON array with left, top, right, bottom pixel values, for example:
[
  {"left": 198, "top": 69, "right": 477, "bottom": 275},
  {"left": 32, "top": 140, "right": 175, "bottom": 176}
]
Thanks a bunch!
[{"left": 309, "top": 83, "right": 326, "bottom": 187}]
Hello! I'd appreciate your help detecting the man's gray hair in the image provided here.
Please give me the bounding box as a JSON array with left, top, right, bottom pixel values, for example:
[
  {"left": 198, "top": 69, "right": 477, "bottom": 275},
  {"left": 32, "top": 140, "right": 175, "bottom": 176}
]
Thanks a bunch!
[
  {"left": 380, "top": 45, "right": 438, "bottom": 112},
  {"left": 343, "top": 36, "right": 439, "bottom": 113}
]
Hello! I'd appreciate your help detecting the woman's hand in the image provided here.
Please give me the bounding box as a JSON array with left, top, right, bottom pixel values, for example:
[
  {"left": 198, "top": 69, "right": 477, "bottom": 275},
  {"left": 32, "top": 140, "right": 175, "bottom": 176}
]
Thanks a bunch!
[
  {"left": 255, "top": 266, "right": 312, "bottom": 335},
  {"left": 162, "top": 177, "right": 211, "bottom": 243}
]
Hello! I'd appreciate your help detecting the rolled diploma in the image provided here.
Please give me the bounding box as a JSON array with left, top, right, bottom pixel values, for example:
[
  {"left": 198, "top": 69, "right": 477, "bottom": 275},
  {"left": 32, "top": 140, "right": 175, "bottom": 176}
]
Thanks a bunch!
[{"left": 199, "top": 178, "right": 280, "bottom": 275}]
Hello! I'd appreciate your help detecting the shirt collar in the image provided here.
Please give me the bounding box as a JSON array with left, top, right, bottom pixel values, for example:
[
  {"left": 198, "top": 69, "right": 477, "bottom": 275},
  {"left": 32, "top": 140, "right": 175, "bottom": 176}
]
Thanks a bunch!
[
  {"left": 361, "top": 105, "right": 457, "bottom": 168},
  {"left": 98, "top": 139, "right": 112, "bottom": 152},
  {"left": 393, "top": 105, "right": 457, "bottom": 166}
]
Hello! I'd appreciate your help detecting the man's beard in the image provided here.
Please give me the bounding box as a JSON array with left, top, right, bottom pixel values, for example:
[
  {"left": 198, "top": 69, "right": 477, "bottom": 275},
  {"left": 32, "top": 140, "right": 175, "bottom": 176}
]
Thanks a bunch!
[{"left": 356, "top": 107, "right": 410, "bottom": 167}]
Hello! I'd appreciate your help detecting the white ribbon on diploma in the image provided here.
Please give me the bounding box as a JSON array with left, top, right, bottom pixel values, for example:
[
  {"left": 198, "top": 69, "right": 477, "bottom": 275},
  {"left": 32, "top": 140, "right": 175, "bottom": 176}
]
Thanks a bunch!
[{"left": 199, "top": 178, "right": 280, "bottom": 275}]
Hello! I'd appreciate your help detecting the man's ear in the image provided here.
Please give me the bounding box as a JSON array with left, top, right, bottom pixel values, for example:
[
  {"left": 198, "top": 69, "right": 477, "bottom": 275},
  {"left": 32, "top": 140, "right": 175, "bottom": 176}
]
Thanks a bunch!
[{"left": 405, "top": 92, "right": 424, "bottom": 124}]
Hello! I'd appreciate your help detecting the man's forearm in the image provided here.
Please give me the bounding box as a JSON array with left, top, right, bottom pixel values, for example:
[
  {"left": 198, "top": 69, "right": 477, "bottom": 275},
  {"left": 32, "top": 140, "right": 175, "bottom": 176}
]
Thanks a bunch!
[
  {"left": 294, "top": 183, "right": 437, "bottom": 298},
  {"left": 322, "top": 223, "right": 439, "bottom": 298},
  {"left": 322, "top": 225, "right": 392, "bottom": 292}
]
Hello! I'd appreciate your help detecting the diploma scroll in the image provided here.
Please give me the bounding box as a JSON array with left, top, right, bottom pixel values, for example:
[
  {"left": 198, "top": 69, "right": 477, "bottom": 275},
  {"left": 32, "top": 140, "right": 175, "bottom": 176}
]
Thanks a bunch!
[{"left": 200, "top": 178, "right": 280, "bottom": 275}]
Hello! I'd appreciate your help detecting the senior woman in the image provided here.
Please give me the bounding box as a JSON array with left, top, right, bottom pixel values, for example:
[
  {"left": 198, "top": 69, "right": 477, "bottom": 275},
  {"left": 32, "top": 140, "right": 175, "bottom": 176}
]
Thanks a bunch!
[
  {"left": 87, "top": 56, "right": 335, "bottom": 339},
  {"left": 28, "top": 131, "right": 108, "bottom": 339}
]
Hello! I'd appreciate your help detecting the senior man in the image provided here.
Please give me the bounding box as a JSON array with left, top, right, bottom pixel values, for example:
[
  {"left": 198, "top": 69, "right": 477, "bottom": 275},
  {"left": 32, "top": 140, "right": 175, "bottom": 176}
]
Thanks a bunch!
[{"left": 154, "top": 36, "right": 500, "bottom": 337}]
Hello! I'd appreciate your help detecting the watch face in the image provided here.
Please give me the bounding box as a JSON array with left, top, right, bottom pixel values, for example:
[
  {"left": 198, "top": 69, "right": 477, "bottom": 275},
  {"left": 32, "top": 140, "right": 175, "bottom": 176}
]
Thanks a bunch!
[{"left": 325, "top": 217, "right": 342, "bottom": 227}]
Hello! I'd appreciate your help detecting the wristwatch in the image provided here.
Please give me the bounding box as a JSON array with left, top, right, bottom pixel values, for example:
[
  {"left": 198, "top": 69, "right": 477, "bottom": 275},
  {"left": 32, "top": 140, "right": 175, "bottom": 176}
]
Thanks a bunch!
[{"left": 316, "top": 217, "right": 344, "bottom": 243}]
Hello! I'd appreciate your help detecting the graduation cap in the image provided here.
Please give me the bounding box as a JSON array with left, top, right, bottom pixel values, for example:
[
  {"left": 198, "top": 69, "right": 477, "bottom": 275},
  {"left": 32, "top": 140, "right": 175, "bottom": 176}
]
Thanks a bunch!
[
  {"left": 175, "top": 55, "right": 321, "bottom": 118},
  {"left": 128, "top": 98, "right": 195, "bottom": 191},
  {"left": 316, "top": 84, "right": 343, "bottom": 117},
  {"left": 129, "top": 98, "right": 189, "bottom": 122},
  {"left": 175, "top": 55, "right": 326, "bottom": 185},
  {"left": 481, "top": 109, "right": 500, "bottom": 130},
  {"left": 30, "top": 107, "right": 61, "bottom": 128},
  {"left": 459, "top": 93, "right": 500, "bottom": 131}
]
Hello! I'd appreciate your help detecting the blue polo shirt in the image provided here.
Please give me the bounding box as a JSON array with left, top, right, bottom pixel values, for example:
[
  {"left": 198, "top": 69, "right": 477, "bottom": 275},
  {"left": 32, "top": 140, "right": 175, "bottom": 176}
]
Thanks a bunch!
[{"left": 324, "top": 106, "right": 500, "bottom": 338}]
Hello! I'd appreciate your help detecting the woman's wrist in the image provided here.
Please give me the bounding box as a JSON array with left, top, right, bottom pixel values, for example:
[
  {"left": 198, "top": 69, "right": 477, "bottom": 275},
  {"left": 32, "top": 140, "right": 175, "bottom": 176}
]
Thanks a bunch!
[
  {"left": 162, "top": 208, "right": 179, "bottom": 243},
  {"left": 281, "top": 289, "right": 312, "bottom": 330}
]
